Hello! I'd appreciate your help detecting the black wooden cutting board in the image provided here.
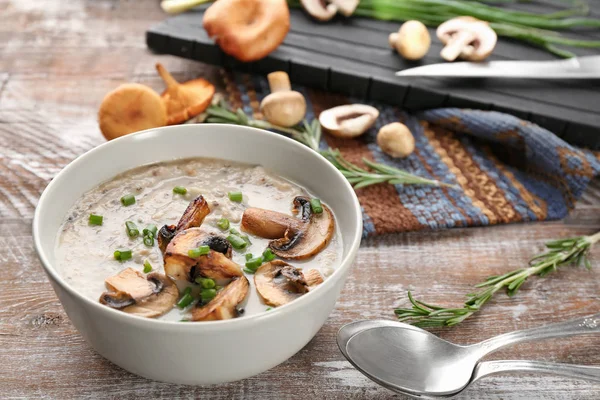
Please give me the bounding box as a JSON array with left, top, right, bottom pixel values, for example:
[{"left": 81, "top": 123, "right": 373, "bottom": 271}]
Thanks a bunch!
[{"left": 146, "top": 4, "right": 600, "bottom": 149}]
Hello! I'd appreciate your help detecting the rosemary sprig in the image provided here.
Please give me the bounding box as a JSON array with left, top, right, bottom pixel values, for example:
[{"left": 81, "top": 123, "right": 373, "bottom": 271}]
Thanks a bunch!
[{"left": 395, "top": 231, "right": 600, "bottom": 327}]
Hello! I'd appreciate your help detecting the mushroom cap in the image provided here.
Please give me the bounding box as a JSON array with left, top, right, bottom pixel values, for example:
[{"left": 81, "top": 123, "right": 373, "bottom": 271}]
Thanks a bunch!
[
  {"left": 99, "top": 268, "right": 178, "bottom": 318},
  {"left": 377, "top": 122, "right": 415, "bottom": 158},
  {"left": 156, "top": 64, "right": 215, "bottom": 125},
  {"left": 164, "top": 228, "right": 243, "bottom": 281},
  {"left": 241, "top": 196, "right": 335, "bottom": 260},
  {"left": 260, "top": 91, "right": 307, "bottom": 128},
  {"left": 158, "top": 195, "right": 211, "bottom": 254},
  {"left": 300, "top": 0, "right": 337, "bottom": 21},
  {"left": 392, "top": 20, "right": 431, "bottom": 61},
  {"left": 98, "top": 83, "right": 167, "bottom": 141},
  {"left": 203, "top": 0, "right": 290, "bottom": 62},
  {"left": 436, "top": 17, "right": 497, "bottom": 61},
  {"left": 192, "top": 276, "right": 249, "bottom": 321},
  {"left": 319, "top": 104, "right": 379, "bottom": 138}
]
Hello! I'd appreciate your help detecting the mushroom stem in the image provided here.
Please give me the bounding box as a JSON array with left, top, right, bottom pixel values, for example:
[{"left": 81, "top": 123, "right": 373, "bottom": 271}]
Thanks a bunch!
[
  {"left": 267, "top": 71, "right": 292, "bottom": 93},
  {"left": 441, "top": 31, "right": 477, "bottom": 62},
  {"left": 156, "top": 63, "right": 180, "bottom": 89}
]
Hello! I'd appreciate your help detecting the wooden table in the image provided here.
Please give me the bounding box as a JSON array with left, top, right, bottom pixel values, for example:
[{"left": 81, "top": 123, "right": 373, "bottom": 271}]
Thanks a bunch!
[{"left": 1, "top": 1, "right": 599, "bottom": 398}]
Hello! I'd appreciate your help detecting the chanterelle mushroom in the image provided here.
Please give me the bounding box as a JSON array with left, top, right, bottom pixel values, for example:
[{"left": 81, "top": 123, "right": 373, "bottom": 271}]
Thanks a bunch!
[
  {"left": 241, "top": 196, "right": 335, "bottom": 260},
  {"left": 192, "top": 276, "right": 249, "bottom": 321},
  {"left": 260, "top": 71, "right": 306, "bottom": 127},
  {"left": 254, "top": 261, "right": 323, "bottom": 307},
  {"left": 436, "top": 17, "right": 497, "bottom": 62},
  {"left": 164, "top": 228, "right": 243, "bottom": 282},
  {"left": 99, "top": 268, "right": 178, "bottom": 318},
  {"left": 319, "top": 104, "right": 379, "bottom": 138},
  {"left": 158, "top": 195, "right": 210, "bottom": 253}
]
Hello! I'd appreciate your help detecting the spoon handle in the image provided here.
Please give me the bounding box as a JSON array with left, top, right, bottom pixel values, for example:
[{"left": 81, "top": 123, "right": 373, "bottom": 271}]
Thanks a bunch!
[
  {"left": 473, "top": 360, "right": 600, "bottom": 384},
  {"left": 475, "top": 313, "right": 600, "bottom": 356}
]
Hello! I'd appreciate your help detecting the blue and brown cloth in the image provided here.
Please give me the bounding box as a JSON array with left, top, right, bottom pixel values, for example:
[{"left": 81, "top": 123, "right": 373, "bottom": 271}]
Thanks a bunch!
[{"left": 221, "top": 71, "right": 599, "bottom": 236}]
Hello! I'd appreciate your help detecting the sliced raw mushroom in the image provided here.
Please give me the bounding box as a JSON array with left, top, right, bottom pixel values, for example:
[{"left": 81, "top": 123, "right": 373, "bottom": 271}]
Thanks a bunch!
[
  {"left": 255, "top": 260, "right": 319, "bottom": 307},
  {"left": 241, "top": 196, "right": 334, "bottom": 260},
  {"left": 158, "top": 195, "right": 210, "bottom": 253},
  {"left": 437, "top": 17, "right": 497, "bottom": 62},
  {"left": 319, "top": 104, "right": 379, "bottom": 138},
  {"left": 164, "top": 228, "right": 243, "bottom": 282},
  {"left": 99, "top": 268, "right": 178, "bottom": 318},
  {"left": 260, "top": 71, "right": 306, "bottom": 127},
  {"left": 192, "top": 276, "right": 249, "bottom": 321},
  {"left": 300, "top": 0, "right": 337, "bottom": 21}
]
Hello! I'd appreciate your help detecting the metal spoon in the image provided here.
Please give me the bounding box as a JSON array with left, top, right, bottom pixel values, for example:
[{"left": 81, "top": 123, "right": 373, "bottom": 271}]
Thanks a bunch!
[{"left": 337, "top": 315, "right": 600, "bottom": 397}]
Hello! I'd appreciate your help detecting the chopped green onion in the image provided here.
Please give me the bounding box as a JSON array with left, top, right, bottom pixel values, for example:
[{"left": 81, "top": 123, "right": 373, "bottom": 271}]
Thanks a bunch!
[
  {"left": 228, "top": 191, "right": 243, "bottom": 202},
  {"left": 143, "top": 224, "right": 158, "bottom": 238},
  {"left": 177, "top": 287, "right": 194, "bottom": 309},
  {"left": 230, "top": 228, "right": 252, "bottom": 246},
  {"left": 120, "top": 194, "right": 136, "bottom": 206},
  {"left": 143, "top": 235, "right": 154, "bottom": 247},
  {"left": 125, "top": 221, "right": 139, "bottom": 238},
  {"left": 114, "top": 249, "right": 132, "bottom": 262},
  {"left": 89, "top": 214, "right": 103, "bottom": 226},
  {"left": 188, "top": 245, "right": 210, "bottom": 258},
  {"left": 196, "top": 277, "right": 216, "bottom": 289},
  {"left": 180, "top": 319, "right": 189, "bottom": 322},
  {"left": 201, "top": 288, "right": 217, "bottom": 302},
  {"left": 215, "top": 285, "right": 222, "bottom": 291},
  {"left": 216, "top": 218, "right": 230, "bottom": 231},
  {"left": 173, "top": 186, "right": 187, "bottom": 195},
  {"left": 245, "top": 253, "right": 253, "bottom": 261},
  {"left": 310, "top": 198, "right": 323, "bottom": 214},
  {"left": 266, "top": 307, "right": 272, "bottom": 311},
  {"left": 227, "top": 234, "right": 247, "bottom": 250},
  {"left": 243, "top": 268, "right": 254, "bottom": 274},
  {"left": 245, "top": 256, "right": 264, "bottom": 271},
  {"left": 262, "top": 248, "right": 276, "bottom": 262},
  {"left": 143, "top": 260, "right": 152, "bottom": 273}
]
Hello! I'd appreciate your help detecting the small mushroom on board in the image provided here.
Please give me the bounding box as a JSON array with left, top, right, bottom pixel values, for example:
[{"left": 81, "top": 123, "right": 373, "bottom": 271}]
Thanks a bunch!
[
  {"left": 330, "top": 0, "right": 359, "bottom": 17},
  {"left": 156, "top": 63, "right": 215, "bottom": 125},
  {"left": 99, "top": 268, "right": 178, "bottom": 318},
  {"left": 319, "top": 104, "right": 379, "bottom": 138},
  {"left": 254, "top": 261, "right": 323, "bottom": 307},
  {"left": 437, "top": 17, "right": 497, "bottom": 62},
  {"left": 203, "top": 0, "right": 290, "bottom": 62},
  {"left": 158, "top": 195, "right": 211, "bottom": 253},
  {"left": 300, "top": 0, "right": 358, "bottom": 21},
  {"left": 98, "top": 83, "right": 167, "bottom": 141},
  {"left": 164, "top": 228, "right": 243, "bottom": 282},
  {"left": 192, "top": 276, "right": 249, "bottom": 321},
  {"left": 241, "top": 196, "right": 335, "bottom": 260},
  {"left": 260, "top": 71, "right": 307, "bottom": 127},
  {"left": 389, "top": 20, "right": 431, "bottom": 61},
  {"left": 377, "top": 122, "right": 415, "bottom": 158}
]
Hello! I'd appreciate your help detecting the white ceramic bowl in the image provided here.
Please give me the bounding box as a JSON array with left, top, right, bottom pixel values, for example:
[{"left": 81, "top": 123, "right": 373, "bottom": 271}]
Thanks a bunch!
[{"left": 33, "top": 124, "right": 362, "bottom": 385}]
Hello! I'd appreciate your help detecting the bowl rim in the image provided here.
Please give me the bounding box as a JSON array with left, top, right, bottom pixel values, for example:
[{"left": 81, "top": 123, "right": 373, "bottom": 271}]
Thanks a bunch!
[{"left": 32, "top": 123, "right": 363, "bottom": 331}]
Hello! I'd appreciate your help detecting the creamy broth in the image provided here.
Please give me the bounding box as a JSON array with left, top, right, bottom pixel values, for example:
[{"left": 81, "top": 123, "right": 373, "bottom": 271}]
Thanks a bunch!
[{"left": 55, "top": 158, "right": 342, "bottom": 321}]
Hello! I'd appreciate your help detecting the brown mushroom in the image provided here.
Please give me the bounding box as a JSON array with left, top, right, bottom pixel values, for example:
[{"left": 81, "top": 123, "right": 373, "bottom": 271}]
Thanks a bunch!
[
  {"left": 156, "top": 63, "right": 215, "bottom": 125},
  {"left": 260, "top": 71, "right": 307, "bottom": 127},
  {"left": 377, "top": 122, "right": 415, "bottom": 158},
  {"left": 99, "top": 268, "right": 178, "bottom": 318},
  {"left": 388, "top": 20, "right": 431, "bottom": 61},
  {"left": 300, "top": 0, "right": 337, "bottom": 21},
  {"left": 192, "top": 276, "right": 249, "bottom": 321},
  {"left": 319, "top": 104, "right": 379, "bottom": 138},
  {"left": 255, "top": 261, "right": 323, "bottom": 307},
  {"left": 164, "top": 228, "right": 243, "bottom": 282},
  {"left": 203, "top": 0, "right": 290, "bottom": 62},
  {"left": 158, "top": 195, "right": 211, "bottom": 253},
  {"left": 436, "top": 17, "right": 497, "bottom": 62},
  {"left": 241, "top": 196, "right": 335, "bottom": 260}
]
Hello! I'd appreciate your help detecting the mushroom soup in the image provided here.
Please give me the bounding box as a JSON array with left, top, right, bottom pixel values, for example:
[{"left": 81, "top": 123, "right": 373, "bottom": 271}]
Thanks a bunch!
[{"left": 56, "top": 158, "right": 342, "bottom": 322}]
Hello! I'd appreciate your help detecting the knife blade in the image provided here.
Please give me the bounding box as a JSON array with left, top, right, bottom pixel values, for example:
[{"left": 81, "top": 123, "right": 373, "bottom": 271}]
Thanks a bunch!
[{"left": 395, "top": 56, "right": 600, "bottom": 79}]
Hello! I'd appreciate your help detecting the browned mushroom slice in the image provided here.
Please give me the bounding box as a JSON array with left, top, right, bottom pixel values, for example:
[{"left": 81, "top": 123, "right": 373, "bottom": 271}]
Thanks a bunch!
[
  {"left": 254, "top": 261, "right": 312, "bottom": 307},
  {"left": 158, "top": 195, "right": 211, "bottom": 252},
  {"left": 99, "top": 268, "right": 178, "bottom": 318},
  {"left": 164, "top": 228, "right": 242, "bottom": 282},
  {"left": 192, "top": 276, "right": 249, "bottom": 321},
  {"left": 303, "top": 269, "right": 324, "bottom": 288},
  {"left": 241, "top": 196, "right": 334, "bottom": 260}
]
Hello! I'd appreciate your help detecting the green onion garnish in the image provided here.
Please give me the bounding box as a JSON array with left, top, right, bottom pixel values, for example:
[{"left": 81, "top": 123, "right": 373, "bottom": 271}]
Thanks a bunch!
[
  {"left": 245, "top": 253, "right": 253, "bottom": 261},
  {"left": 228, "top": 191, "right": 243, "bottom": 202},
  {"left": 230, "top": 229, "right": 252, "bottom": 246},
  {"left": 125, "top": 221, "right": 139, "bottom": 238},
  {"left": 188, "top": 245, "right": 210, "bottom": 258},
  {"left": 143, "top": 224, "right": 158, "bottom": 238},
  {"left": 143, "top": 235, "right": 154, "bottom": 247},
  {"left": 201, "top": 288, "right": 217, "bottom": 302},
  {"left": 262, "top": 248, "right": 276, "bottom": 262},
  {"left": 216, "top": 218, "right": 230, "bottom": 231},
  {"left": 227, "top": 234, "right": 247, "bottom": 250},
  {"left": 177, "top": 287, "right": 194, "bottom": 309},
  {"left": 310, "top": 198, "right": 323, "bottom": 214},
  {"left": 114, "top": 249, "right": 132, "bottom": 262},
  {"left": 143, "top": 260, "right": 152, "bottom": 273},
  {"left": 89, "top": 214, "right": 103, "bottom": 226},
  {"left": 215, "top": 285, "right": 222, "bottom": 291},
  {"left": 120, "top": 194, "right": 136, "bottom": 206},
  {"left": 173, "top": 186, "right": 187, "bottom": 195},
  {"left": 245, "top": 256, "right": 264, "bottom": 271},
  {"left": 243, "top": 268, "right": 254, "bottom": 274},
  {"left": 195, "top": 277, "right": 216, "bottom": 289},
  {"left": 266, "top": 307, "right": 272, "bottom": 311}
]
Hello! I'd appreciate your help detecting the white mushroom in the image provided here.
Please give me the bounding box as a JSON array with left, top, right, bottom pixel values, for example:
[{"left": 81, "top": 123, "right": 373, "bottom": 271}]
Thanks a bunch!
[
  {"left": 437, "top": 17, "right": 497, "bottom": 62},
  {"left": 377, "top": 122, "right": 415, "bottom": 158},
  {"left": 300, "top": 0, "right": 338, "bottom": 21},
  {"left": 319, "top": 104, "right": 379, "bottom": 138},
  {"left": 260, "top": 71, "right": 307, "bottom": 128},
  {"left": 330, "top": 0, "right": 359, "bottom": 16},
  {"left": 389, "top": 20, "right": 431, "bottom": 61}
]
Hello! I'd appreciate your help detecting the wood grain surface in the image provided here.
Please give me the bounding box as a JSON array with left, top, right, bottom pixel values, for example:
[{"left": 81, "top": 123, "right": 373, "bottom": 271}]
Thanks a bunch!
[{"left": 1, "top": 1, "right": 599, "bottom": 399}]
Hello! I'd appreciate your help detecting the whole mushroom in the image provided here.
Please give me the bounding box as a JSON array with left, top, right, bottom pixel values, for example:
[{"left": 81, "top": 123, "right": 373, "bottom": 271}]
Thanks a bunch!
[
  {"left": 437, "top": 17, "right": 497, "bottom": 62},
  {"left": 389, "top": 20, "right": 431, "bottom": 61},
  {"left": 260, "top": 71, "right": 307, "bottom": 128},
  {"left": 377, "top": 122, "right": 415, "bottom": 158},
  {"left": 300, "top": 0, "right": 358, "bottom": 21},
  {"left": 319, "top": 104, "right": 379, "bottom": 138}
]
